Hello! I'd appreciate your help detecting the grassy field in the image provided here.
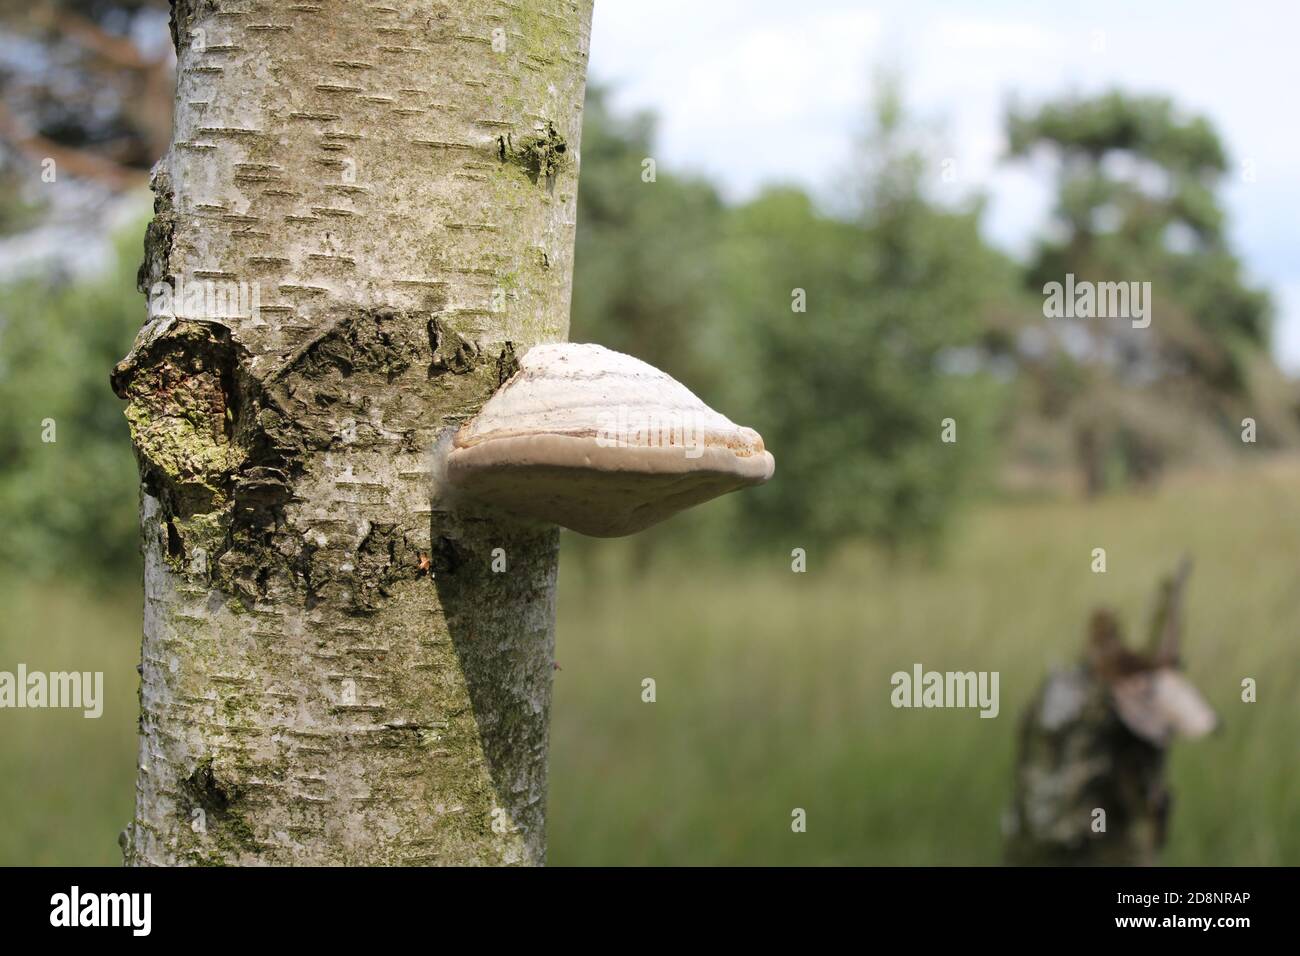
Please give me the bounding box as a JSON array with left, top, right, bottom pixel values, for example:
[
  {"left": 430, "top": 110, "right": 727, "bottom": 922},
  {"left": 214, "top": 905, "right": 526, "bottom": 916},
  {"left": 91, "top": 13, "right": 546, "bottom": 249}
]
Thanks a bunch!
[
  {"left": 0, "top": 584, "right": 140, "bottom": 865},
  {"left": 2, "top": 460, "right": 1297, "bottom": 865}
]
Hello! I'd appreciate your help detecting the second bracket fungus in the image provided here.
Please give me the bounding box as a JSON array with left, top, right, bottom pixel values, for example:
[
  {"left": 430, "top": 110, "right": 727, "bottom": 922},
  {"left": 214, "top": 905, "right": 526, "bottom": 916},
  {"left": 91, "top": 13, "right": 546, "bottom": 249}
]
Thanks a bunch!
[{"left": 444, "top": 343, "right": 775, "bottom": 537}]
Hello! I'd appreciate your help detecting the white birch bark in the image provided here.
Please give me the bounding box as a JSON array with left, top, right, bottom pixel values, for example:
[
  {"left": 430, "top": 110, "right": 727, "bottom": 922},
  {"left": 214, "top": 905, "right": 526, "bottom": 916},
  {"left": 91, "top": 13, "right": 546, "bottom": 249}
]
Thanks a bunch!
[{"left": 113, "top": 0, "right": 593, "bottom": 865}]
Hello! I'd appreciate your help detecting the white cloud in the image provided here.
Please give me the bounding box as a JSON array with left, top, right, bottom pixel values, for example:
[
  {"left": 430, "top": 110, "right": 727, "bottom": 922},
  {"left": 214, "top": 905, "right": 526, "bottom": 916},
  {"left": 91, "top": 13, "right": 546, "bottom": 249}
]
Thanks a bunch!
[{"left": 933, "top": 17, "right": 1060, "bottom": 53}]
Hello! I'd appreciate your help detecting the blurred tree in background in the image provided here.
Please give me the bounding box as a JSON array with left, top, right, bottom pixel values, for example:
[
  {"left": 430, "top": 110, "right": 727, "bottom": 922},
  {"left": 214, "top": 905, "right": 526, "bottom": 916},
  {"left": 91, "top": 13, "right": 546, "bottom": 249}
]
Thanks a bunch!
[
  {"left": 722, "top": 81, "right": 1015, "bottom": 549},
  {"left": 0, "top": 0, "right": 168, "bottom": 585},
  {"left": 0, "top": 0, "right": 170, "bottom": 190},
  {"left": 0, "top": 227, "right": 143, "bottom": 580},
  {"left": 573, "top": 82, "right": 1015, "bottom": 552},
  {"left": 1001, "top": 91, "right": 1299, "bottom": 494}
]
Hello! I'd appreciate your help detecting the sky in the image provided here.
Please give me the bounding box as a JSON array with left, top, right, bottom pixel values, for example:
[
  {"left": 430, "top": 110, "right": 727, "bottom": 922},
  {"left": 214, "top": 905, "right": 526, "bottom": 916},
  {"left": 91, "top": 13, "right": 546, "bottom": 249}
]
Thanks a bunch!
[{"left": 588, "top": 0, "right": 1300, "bottom": 371}]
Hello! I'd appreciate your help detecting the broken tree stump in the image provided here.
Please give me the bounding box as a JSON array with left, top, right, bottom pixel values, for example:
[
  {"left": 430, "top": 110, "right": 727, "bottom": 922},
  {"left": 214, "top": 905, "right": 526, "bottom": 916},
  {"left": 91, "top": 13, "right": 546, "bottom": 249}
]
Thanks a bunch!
[{"left": 1004, "top": 558, "right": 1217, "bottom": 865}]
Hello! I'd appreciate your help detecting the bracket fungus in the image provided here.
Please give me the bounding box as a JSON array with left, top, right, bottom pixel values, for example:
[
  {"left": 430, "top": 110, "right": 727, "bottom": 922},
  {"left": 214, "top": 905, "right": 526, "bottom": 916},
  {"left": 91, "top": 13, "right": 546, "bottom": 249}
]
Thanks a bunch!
[{"left": 442, "top": 343, "right": 774, "bottom": 537}]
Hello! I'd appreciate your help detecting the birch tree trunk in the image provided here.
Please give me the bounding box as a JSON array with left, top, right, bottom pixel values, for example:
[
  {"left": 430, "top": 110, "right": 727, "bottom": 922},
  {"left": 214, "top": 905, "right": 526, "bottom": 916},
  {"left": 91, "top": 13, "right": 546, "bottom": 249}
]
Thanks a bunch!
[{"left": 112, "top": 0, "right": 593, "bottom": 866}]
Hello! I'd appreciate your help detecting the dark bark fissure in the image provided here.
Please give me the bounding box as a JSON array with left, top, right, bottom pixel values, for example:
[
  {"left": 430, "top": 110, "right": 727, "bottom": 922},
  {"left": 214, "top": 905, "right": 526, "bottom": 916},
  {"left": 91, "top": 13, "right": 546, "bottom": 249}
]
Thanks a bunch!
[{"left": 112, "top": 309, "right": 517, "bottom": 612}]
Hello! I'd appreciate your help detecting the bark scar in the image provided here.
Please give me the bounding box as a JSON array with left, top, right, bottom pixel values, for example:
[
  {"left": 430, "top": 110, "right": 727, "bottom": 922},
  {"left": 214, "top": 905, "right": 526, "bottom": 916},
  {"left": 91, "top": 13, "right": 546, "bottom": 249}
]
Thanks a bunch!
[{"left": 498, "top": 122, "right": 569, "bottom": 193}]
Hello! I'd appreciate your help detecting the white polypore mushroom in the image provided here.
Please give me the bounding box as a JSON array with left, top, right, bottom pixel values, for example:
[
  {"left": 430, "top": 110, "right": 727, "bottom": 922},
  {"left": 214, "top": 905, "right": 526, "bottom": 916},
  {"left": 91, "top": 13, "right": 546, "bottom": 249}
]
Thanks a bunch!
[{"left": 443, "top": 343, "right": 774, "bottom": 537}]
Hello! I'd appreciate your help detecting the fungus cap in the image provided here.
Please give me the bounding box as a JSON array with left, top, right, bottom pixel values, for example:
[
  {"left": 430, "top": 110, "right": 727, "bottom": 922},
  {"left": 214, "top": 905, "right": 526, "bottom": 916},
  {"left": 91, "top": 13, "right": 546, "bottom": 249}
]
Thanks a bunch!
[{"left": 445, "top": 343, "right": 774, "bottom": 537}]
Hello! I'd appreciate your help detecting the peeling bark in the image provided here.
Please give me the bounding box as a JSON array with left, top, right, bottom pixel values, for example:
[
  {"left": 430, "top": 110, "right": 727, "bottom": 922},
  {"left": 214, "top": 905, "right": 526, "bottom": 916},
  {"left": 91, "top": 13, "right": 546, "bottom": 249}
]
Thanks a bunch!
[{"left": 115, "top": 0, "right": 593, "bottom": 865}]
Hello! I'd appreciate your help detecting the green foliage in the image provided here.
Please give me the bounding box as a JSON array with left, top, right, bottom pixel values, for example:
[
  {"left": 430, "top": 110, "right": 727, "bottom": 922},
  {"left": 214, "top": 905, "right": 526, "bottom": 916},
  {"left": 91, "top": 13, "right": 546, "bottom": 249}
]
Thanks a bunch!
[
  {"left": 1007, "top": 91, "right": 1227, "bottom": 176},
  {"left": 1010, "top": 91, "right": 1269, "bottom": 369},
  {"left": 571, "top": 87, "right": 728, "bottom": 398},
  {"left": 0, "top": 224, "right": 145, "bottom": 581},
  {"left": 0, "top": 170, "right": 47, "bottom": 237},
  {"left": 719, "top": 187, "right": 1010, "bottom": 548},
  {"left": 573, "top": 84, "right": 1015, "bottom": 551},
  {"left": 1004, "top": 91, "right": 1295, "bottom": 491}
]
